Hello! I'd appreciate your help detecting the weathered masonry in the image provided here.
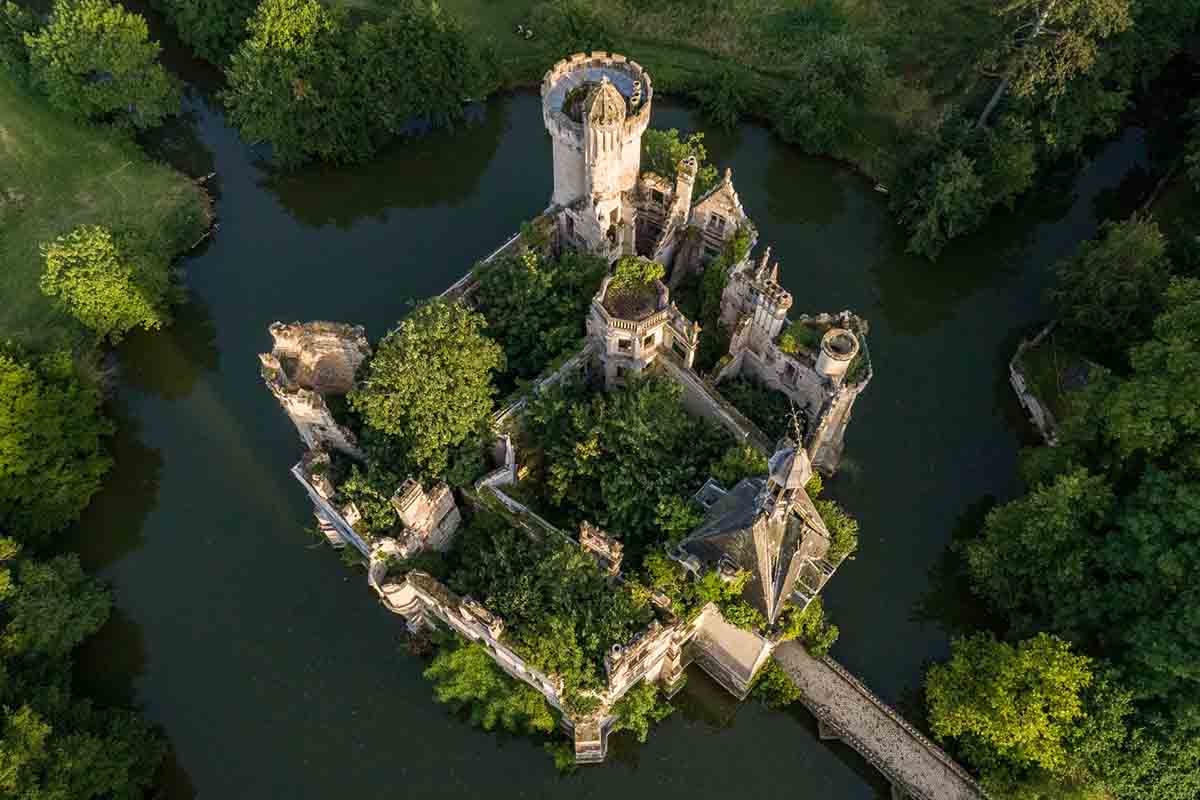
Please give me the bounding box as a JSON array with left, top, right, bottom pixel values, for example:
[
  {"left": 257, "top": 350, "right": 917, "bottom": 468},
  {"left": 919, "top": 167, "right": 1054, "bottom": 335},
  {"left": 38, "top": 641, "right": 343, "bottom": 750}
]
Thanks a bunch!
[{"left": 261, "top": 50, "right": 979, "bottom": 798}]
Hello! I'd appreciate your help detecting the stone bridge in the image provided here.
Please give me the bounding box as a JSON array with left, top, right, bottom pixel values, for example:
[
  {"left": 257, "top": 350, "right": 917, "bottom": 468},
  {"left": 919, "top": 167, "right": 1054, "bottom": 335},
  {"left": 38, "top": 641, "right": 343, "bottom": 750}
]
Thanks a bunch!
[{"left": 774, "top": 642, "right": 986, "bottom": 800}]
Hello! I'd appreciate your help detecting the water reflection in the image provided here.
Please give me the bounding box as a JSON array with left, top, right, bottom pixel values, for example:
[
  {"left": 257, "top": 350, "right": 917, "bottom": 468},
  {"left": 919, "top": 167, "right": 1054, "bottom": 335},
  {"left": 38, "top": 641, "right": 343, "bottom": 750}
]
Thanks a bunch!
[
  {"left": 63, "top": 401, "right": 162, "bottom": 570},
  {"left": 119, "top": 292, "right": 219, "bottom": 401},
  {"left": 763, "top": 151, "right": 849, "bottom": 227},
  {"left": 262, "top": 99, "right": 515, "bottom": 229}
]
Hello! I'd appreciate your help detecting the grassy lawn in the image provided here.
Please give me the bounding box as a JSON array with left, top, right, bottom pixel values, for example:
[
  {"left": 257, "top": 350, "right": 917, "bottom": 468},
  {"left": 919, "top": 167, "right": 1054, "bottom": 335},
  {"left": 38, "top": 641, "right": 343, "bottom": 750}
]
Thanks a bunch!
[{"left": 0, "top": 74, "right": 210, "bottom": 353}]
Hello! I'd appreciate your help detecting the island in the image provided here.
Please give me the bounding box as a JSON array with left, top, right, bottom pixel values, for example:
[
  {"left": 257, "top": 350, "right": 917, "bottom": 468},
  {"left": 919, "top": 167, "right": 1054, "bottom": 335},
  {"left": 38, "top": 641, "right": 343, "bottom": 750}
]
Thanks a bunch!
[{"left": 259, "top": 53, "right": 981, "bottom": 799}]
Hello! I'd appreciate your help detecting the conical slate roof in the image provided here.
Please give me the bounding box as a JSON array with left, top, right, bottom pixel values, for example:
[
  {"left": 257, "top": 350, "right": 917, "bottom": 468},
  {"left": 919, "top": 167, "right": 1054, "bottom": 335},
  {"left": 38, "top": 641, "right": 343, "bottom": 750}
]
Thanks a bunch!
[{"left": 680, "top": 443, "right": 830, "bottom": 625}]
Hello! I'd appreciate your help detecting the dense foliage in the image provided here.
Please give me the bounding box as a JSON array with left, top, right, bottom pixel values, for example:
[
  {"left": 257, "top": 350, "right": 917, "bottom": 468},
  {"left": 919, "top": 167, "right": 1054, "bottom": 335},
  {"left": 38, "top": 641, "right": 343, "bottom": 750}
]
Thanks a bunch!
[
  {"left": 695, "top": 226, "right": 752, "bottom": 371},
  {"left": 0, "top": 540, "right": 166, "bottom": 800},
  {"left": 751, "top": 657, "right": 802, "bottom": 709},
  {"left": 40, "top": 224, "right": 165, "bottom": 343},
  {"left": 350, "top": 300, "right": 503, "bottom": 476},
  {"left": 521, "top": 376, "right": 729, "bottom": 559},
  {"left": 0, "top": 350, "right": 113, "bottom": 540},
  {"left": 933, "top": 271, "right": 1200, "bottom": 798},
  {"left": 610, "top": 681, "right": 674, "bottom": 742},
  {"left": 151, "top": 0, "right": 258, "bottom": 63},
  {"left": 774, "top": 33, "right": 888, "bottom": 154},
  {"left": 641, "top": 128, "right": 719, "bottom": 196},
  {"left": 609, "top": 256, "right": 665, "bottom": 296},
  {"left": 222, "top": 0, "right": 482, "bottom": 166},
  {"left": 928, "top": 634, "right": 1093, "bottom": 777},
  {"left": 424, "top": 640, "right": 558, "bottom": 734},
  {"left": 25, "top": 0, "right": 179, "bottom": 129},
  {"left": 708, "top": 444, "right": 767, "bottom": 487},
  {"left": 776, "top": 596, "right": 838, "bottom": 654},
  {"left": 717, "top": 376, "right": 792, "bottom": 441},
  {"left": 473, "top": 248, "right": 606, "bottom": 385},
  {"left": 1046, "top": 217, "right": 1170, "bottom": 368},
  {"left": 894, "top": 115, "right": 1037, "bottom": 259},
  {"left": 445, "top": 512, "right": 651, "bottom": 709}
]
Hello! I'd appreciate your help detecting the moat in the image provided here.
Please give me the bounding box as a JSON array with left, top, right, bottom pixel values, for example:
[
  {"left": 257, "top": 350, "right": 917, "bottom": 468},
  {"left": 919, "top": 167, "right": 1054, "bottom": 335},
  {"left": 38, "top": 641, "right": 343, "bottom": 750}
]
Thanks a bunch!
[{"left": 67, "top": 73, "right": 1151, "bottom": 798}]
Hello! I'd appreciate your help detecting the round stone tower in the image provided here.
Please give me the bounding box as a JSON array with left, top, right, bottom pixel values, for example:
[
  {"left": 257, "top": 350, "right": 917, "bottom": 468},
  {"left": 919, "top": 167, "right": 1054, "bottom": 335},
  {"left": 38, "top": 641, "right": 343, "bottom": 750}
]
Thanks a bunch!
[{"left": 541, "top": 52, "right": 653, "bottom": 210}]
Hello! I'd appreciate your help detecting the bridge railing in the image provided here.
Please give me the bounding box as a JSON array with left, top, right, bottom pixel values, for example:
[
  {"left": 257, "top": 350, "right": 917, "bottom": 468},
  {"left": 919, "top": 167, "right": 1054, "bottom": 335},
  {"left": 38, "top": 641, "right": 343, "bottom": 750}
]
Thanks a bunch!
[{"left": 817, "top": 653, "right": 989, "bottom": 798}]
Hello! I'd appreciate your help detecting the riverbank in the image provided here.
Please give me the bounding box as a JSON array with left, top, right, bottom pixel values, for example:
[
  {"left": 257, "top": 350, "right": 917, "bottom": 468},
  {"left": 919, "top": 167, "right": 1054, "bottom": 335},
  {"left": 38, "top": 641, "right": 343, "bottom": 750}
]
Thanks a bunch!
[
  {"left": 0, "top": 73, "right": 211, "bottom": 354},
  {"left": 332, "top": 0, "right": 974, "bottom": 182}
]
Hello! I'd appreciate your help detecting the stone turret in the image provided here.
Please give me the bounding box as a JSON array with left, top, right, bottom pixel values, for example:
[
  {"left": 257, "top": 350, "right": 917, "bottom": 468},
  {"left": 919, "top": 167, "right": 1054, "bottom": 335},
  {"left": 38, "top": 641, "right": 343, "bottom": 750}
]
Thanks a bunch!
[
  {"left": 259, "top": 321, "right": 370, "bottom": 458},
  {"left": 542, "top": 53, "right": 653, "bottom": 257}
]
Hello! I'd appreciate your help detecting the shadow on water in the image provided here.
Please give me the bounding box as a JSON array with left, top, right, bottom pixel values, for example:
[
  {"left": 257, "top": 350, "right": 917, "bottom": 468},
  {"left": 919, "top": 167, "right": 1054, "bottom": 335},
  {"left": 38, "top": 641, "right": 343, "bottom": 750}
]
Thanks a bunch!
[
  {"left": 62, "top": 400, "right": 162, "bottom": 570},
  {"left": 260, "top": 98, "right": 515, "bottom": 229},
  {"left": 118, "top": 292, "right": 220, "bottom": 401}
]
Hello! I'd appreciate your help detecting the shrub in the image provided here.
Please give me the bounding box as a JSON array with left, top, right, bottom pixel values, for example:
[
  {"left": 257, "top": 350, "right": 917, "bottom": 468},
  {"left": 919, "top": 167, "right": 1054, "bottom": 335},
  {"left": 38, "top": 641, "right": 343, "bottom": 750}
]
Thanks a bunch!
[
  {"left": 609, "top": 256, "right": 664, "bottom": 295},
  {"left": 777, "top": 597, "right": 838, "bottom": 654},
  {"left": 751, "top": 658, "right": 801, "bottom": 708},
  {"left": 815, "top": 498, "right": 858, "bottom": 563},
  {"left": 610, "top": 681, "right": 674, "bottom": 742},
  {"left": 425, "top": 641, "right": 559, "bottom": 734},
  {"left": 40, "top": 224, "right": 165, "bottom": 343}
]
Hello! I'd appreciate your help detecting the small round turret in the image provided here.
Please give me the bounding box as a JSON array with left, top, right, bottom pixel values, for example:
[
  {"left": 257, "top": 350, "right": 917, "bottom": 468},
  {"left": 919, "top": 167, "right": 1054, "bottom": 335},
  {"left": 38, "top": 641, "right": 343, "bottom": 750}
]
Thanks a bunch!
[{"left": 816, "top": 328, "right": 859, "bottom": 381}]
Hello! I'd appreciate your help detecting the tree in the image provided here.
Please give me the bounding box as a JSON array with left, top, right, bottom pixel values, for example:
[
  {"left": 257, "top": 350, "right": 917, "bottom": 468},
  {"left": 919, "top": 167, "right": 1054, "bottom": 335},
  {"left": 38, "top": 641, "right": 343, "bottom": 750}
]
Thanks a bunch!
[
  {"left": 0, "top": 1, "right": 37, "bottom": 82},
  {"left": 977, "top": 0, "right": 1133, "bottom": 127},
  {"left": 222, "top": 0, "right": 364, "bottom": 166},
  {"left": 640, "top": 128, "right": 719, "bottom": 196},
  {"left": 25, "top": 0, "right": 179, "bottom": 129},
  {"left": 350, "top": 300, "right": 503, "bottom": 476},
  {"left": 40, "top": 225, "right": 165, "bottom": 343},
  {"left": 653, "top": 495, "right": 703, "bottom": 545},
  {"left": 1047, "top": 217, "right": 1171, "bottom": 367},
  {"left": 0, "top": 350, "right": 113, "bottom": 540},
  {"left": 523, "top": 377, "right": 728, "bottom": 557},
  {"left": 3, "top": 554, "right": 110, "bottom": 659},
  {"left": 774, "top": 34, "right": 888, "bottom": 154},
  {"left": 352, "top": 0, "right": 482, "bottom": 136},
  {"left": 473, "top": 248, "right": 605, "bottom": 383},
  {"left": 609, "top": 256, "right": 664, "bottom": 295},
  {"left": 902, "top": 149, "right": 987, "bottom": 260},
  {"left": 223, "top": 0, "right": 480, "bottom": 166},
  {"left": 927, "top": 633, "right": 1092, "bottom": 776},
  {"left": 424, "top": 642, "right": 557, "bottom": 734},
  {"left": 610, "top": 681, "right": 673, "bottom": 742},
  {"left": 151, "top": 0, "right": 258, "bottom": 63},
  {"left": 0, "top": 541, "right": 166, "bottom": 800}
]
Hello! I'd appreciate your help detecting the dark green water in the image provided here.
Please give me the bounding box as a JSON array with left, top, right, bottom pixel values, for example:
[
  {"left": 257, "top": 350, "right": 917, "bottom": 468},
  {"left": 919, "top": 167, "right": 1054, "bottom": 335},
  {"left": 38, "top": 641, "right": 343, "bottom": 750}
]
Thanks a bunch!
[{"left": 67, "top": 84, "right": 1151, "bottom": 799}]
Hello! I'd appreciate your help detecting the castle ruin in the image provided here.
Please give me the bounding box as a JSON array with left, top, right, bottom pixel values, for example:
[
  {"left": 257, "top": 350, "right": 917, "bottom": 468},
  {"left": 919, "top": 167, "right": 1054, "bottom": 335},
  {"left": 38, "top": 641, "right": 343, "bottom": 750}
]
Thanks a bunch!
[{"left": 262, "top": 52, "right": 875, "bottom": 766}]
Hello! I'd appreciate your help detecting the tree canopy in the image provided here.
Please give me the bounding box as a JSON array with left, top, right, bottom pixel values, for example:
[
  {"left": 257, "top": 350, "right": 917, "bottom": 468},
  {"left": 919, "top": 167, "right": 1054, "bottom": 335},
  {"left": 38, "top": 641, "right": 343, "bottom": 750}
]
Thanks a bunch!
[
  {"left": 521, "top": 376, "right": 729, "bottom": 559},
  {"left": 222, "top": 0, "right": 481, "bottom": 166},
  {"left": 640, "top": 128, "right": 719, "bottom": 196},
  {"left": 0, "top": 350, "right": 113, "bottom": 540},
  {"left": 472, "top": 247, "right": 605, "bottom": 386},
  {"left": 350, "top": 300, "right": 503, "bottom": 476},
  {"left": 40, "top": 225, "right": 165, "bottom": 343},
  {"left": 928, "top": 633, "right": 1092, "bottom": 777},
  {"left": 424, "top": 641, "right": 557, "bottom": 735},
  {"left": 0, "top": 539, "right": 165, "bottom": 800},
  {"left": 1047, "top": 217, "right": 1170, "bottom": 367},
  {"left": 150, "top": 0, "right": 257, "bottom": 63},
  {"left": 943, "top": 277, "right": 1200, "bottom": 799},
  {"left": 24, "top": 0, "right": 179, "bottom": 129}
]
